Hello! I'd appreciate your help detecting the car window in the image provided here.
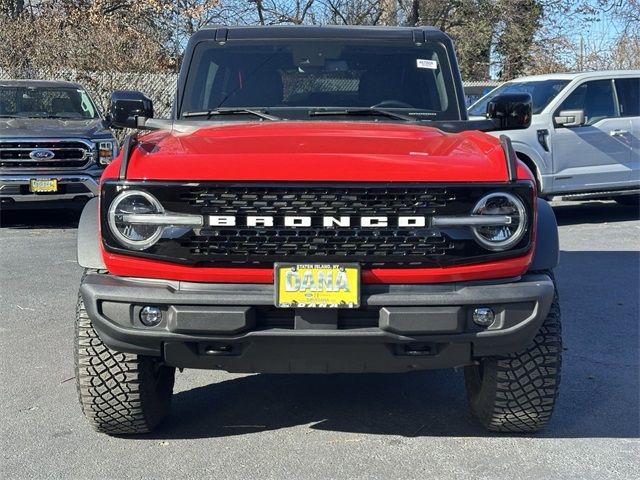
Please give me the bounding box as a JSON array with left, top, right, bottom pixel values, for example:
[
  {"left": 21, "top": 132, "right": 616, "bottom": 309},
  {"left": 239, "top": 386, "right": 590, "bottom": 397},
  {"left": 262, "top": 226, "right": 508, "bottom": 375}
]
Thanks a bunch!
[
  {"left": 0, "top": 86, "right": 98, "bottom": 119},
  {"left": 614, "top": 78, "right": 640, "bottom": 117},
  {"left": 468, "top": 79, "right": 569, "bottom": 116},
  {"left": 558, "top": 79, "right": 617, "bottom": 125},
  {"left": 181, "top": 40, "right": 461, "bottom": 121}
]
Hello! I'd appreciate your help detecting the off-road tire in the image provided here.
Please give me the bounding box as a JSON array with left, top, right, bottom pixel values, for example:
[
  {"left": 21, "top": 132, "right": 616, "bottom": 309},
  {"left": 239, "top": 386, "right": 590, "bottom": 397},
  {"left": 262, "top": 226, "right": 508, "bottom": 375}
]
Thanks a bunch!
[
  {"left": 75, "top": 271, "right": 175, "bottom": 435},
  {"left": 614, "top": 195, "right": 639, "bottom": 207},
  {"left": 464, "top": 272, "right": 562, "bottom": 433}
]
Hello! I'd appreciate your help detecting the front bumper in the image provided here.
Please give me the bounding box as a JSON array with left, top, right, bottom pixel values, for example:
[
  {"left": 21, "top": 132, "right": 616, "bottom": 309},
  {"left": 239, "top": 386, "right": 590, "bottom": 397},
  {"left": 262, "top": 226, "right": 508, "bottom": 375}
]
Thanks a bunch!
[
  {"left": 0, "top": 169, "right": 101, "bottom": 204},
  {"left": 80, "top": 273, "right": 555, "bottom": 373}
]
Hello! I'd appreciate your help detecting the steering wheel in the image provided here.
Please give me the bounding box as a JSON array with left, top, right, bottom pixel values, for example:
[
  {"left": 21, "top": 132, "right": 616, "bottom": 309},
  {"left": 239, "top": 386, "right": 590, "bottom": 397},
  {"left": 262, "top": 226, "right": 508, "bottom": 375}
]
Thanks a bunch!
[{"left": 372, "top": 100, "right": 413, "bottom": 109}]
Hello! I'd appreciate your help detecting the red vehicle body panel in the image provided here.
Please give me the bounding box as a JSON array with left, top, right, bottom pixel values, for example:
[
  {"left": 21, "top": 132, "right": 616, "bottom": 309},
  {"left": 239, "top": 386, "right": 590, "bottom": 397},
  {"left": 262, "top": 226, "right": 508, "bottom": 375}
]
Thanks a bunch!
[
  {"left": 101, "top": 246, "right": 534, "bottom": 284},
  {"left": 101, "top": 121, "right": 536, "bottom": 284},
  {"left": 119, "top": 122, "right": 514, "bottom": 182}
]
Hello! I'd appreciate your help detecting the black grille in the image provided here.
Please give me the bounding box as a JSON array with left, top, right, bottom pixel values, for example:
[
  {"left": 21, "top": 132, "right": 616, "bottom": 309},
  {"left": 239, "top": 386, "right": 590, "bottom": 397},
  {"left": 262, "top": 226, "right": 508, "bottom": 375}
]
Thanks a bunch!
[
  {"left": 181, "top": 185, "right": 456, "bottom": 264},
  {"left": 180, "top": 186, "right": 452, "bottom": 215},
  {"left": 101, "top": 181, "right": 534, "bottom": 268},
  {"left": 188, "top": 227, "right": 456, "bottom": 262},
  {"left": 0, "top": 141, "right": 92, "bottom": 169}
]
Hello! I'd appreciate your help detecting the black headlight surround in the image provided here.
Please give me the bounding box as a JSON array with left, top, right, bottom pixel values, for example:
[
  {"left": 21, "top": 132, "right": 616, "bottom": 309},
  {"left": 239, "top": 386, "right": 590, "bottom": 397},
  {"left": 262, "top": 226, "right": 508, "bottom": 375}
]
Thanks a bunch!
[
  {"left": 107, "top": 189, "right": 165, "bottom": 251},
  {"left": 471, "top": 191, "right": 529, "bottom": 251}
]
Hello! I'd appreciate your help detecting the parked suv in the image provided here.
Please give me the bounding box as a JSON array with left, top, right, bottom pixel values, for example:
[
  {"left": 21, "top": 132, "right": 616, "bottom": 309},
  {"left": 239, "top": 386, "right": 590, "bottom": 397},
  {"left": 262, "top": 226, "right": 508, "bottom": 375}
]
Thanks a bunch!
[
  {"left": 75, "top": 26, "right": 562, "bottom": 435},
  {"left": 469, "top": 71, "right": 640, "bottom": 204},
  {"left": 0, "top": 80, "right": 117, "bottom": 207}
]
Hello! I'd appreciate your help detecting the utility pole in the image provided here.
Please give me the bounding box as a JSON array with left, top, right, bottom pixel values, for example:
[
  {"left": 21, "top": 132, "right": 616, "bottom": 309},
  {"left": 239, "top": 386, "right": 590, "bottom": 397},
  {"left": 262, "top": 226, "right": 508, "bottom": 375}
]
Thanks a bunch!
[{"left": 579, "top": 35, "right": 584, "bottom": 71}]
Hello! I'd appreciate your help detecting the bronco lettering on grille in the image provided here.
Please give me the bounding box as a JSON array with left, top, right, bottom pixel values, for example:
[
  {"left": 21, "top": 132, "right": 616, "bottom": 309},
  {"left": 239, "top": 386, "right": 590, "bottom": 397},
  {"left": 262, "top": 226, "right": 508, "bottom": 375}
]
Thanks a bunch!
[{"left": 208, "top": 215, "right": 427, "bottom": 228}]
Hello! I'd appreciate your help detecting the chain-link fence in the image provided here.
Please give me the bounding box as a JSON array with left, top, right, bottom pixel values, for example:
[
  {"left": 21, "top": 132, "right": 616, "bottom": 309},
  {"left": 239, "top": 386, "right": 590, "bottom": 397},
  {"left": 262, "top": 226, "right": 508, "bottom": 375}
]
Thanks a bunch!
[{"left": 0, "top": 67, "right": 177, "bottom": 117}]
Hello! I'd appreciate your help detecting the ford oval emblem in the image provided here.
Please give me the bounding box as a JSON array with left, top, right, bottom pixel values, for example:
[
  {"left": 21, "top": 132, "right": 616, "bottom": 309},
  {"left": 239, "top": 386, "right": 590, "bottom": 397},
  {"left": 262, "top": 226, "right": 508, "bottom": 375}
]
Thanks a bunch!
[{"left": 29, "top": 149, "right": 55, "bottom": 160}]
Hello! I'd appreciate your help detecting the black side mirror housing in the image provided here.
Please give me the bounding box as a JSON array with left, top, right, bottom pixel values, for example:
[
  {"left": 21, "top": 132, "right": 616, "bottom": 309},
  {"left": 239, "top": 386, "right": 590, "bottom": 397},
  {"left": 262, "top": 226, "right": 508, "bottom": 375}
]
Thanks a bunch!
[
  {"left": 487, "top": 93, "right": 532, "bottom": 130},
  {"left": 109, "top": 90, "right": 153, "bottom": 129}
]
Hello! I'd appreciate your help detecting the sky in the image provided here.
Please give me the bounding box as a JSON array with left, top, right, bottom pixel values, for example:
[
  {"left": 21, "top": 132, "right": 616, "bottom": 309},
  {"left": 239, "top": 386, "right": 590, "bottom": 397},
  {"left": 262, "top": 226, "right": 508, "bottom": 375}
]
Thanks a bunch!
[{"left": 544, "top": 0, "right": 631, "bottom": 46}]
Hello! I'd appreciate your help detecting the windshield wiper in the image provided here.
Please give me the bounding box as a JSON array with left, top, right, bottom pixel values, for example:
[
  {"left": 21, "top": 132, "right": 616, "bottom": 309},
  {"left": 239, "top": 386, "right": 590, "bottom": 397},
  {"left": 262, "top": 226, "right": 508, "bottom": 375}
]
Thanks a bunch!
[
  {"left": 182, "top": 108, "right": 280, "bottom": 121},
  {"left": 309, "top": 108, "right": 417, "bottom": 122}
]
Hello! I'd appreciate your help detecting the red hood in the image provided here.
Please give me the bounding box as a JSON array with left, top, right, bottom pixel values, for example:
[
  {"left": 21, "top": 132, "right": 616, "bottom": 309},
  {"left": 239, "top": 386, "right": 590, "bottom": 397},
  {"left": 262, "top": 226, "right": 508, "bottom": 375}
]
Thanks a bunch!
[{"left": 118, "top": 121, "right": 513, "bottom": 182}]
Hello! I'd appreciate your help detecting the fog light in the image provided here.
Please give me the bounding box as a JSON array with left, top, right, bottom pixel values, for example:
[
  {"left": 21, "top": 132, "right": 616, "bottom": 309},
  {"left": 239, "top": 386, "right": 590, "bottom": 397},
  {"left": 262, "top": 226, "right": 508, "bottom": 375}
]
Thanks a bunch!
[
  {"left": 140, "top": 306, "right": 162, "bottom": 326},
  {"left": 472, "top": 307, "right": 495, "bottom": 327}
]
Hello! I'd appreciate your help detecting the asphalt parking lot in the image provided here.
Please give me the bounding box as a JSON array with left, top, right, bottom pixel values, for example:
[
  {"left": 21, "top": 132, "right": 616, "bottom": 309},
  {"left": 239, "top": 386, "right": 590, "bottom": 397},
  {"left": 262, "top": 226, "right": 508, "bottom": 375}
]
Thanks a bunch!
[{"left": 1, "top": 200, "right": 638, "bottom": 480}]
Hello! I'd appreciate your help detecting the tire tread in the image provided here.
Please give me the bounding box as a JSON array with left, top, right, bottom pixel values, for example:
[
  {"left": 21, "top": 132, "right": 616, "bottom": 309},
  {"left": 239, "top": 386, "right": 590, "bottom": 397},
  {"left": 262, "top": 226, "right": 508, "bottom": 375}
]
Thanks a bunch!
[
  {"left": 465, "top": 271, "right": 562, "bottom": 433},
  {"left": 74, "top": 270, "right": 174, "bottom": 435}
]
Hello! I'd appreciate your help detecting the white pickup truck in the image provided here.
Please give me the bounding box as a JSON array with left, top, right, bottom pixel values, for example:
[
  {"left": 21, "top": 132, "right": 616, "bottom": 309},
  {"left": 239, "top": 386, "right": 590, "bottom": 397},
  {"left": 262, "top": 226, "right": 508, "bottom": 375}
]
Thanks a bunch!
[{"left": 468, "top": 71, "right": 640, "bottom": 204}]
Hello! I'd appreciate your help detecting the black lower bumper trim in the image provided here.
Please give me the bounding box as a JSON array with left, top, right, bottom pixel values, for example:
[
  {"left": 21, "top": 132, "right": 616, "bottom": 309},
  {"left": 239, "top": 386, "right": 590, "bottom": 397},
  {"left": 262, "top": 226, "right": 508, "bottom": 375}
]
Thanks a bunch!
[
  {"left": 164, "top": 341, "right": 472, "bottom": 373},
  {"left": 80, "top": 273, "right": 555, "bottom": 373}
]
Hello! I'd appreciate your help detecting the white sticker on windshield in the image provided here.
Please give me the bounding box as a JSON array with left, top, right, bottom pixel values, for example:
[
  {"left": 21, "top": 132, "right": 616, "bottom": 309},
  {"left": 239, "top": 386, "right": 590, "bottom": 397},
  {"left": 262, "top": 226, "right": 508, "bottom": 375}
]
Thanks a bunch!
[{"left": 417, "top": 59, "right": 438, "bottom": 70}]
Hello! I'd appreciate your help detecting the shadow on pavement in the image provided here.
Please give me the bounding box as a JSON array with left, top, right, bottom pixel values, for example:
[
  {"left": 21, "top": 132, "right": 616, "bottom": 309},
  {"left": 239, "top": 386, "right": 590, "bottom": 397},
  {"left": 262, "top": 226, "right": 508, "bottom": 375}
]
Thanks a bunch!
[
  {"left": 0, "top": 204, "right": 84, "bottom": 229},
  {"left": 135, "top": 249, "right": 639, "bottom": 440},
  {"left": 552, "top": 200, "right": 639, "bottom": 226}
]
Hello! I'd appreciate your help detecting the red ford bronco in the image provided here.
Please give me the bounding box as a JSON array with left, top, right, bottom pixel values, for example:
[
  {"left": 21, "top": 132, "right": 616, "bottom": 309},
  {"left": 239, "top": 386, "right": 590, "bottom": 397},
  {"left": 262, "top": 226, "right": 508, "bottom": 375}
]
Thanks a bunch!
[{"left": 75, "top": 25, "right": 561, "bottom": 435}]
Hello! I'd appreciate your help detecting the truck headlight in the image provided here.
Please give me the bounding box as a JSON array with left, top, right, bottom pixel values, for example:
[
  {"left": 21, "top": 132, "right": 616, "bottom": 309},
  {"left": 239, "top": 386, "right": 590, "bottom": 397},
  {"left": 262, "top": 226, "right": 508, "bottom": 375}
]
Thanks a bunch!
[
  {"left": 471, "top": 192, "right": 527, "bottom": 251},
  {"left": 94, "top": 139, "right": 117, "bottom": 165},
  {"left": 108, "top": 190, "right": 164, "bottom": 250}
]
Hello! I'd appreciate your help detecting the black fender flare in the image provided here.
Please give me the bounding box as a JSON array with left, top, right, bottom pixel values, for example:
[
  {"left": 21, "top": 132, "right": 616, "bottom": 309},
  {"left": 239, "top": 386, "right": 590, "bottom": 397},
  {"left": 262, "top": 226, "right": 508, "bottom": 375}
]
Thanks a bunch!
[
  {"left": 529, "top": 198, "right": 559, "bottom": 271},
  {"left": 77, "top": 197, "right": 107, "bottom": 270}
]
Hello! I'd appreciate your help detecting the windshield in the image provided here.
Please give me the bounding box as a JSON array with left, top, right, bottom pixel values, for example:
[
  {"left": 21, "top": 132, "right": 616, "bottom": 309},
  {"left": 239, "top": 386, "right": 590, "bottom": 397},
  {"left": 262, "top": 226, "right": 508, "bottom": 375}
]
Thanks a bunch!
[
  {"left": 0, "top": 86, "right": 99, "bottom": 119},
  {"left": 180, "top": 40, "right": 461, "bottom": 121},
  {"left": 468, "top": 79, "right": 570, "bottom": 116}
]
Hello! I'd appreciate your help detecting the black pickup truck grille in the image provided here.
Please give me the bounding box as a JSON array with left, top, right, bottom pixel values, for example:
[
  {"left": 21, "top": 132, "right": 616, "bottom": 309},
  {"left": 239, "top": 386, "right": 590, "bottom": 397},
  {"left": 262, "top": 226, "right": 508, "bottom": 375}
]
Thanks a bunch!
[
  {"left": 0, "top": 141, "right": 93, "bottom": 169},
  {"left": 101, "top": 182, "right": 535, "bottom": 268}
]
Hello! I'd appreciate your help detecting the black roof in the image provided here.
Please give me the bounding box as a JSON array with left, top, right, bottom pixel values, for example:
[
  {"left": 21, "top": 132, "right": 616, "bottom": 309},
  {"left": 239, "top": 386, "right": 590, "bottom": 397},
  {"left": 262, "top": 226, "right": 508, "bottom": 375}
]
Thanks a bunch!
[
  {"left": 193, "top": 25, "right": 449, "bottom": 43},
  {"left": 0, "top": 79, "right": 84, "bottom": 89}
]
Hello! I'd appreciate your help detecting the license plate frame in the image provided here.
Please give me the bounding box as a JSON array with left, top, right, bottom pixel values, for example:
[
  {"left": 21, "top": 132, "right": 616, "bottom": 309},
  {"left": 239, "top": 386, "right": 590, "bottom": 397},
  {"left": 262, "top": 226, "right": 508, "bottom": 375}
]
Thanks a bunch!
[
  {"left": 274, "top": 263, "right": 361, "bottom": 308},
  {"left": 29, "top": 179, "right": 58, "bottom": 193}
]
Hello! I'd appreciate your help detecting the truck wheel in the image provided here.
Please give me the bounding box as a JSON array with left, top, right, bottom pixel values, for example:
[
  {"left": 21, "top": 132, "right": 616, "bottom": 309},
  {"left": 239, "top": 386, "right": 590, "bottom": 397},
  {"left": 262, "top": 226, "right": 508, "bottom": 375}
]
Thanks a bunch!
[
  {"left": 464, "top": 281, "right": 561, "bottom": 433},
  {"left": 614, "top": 195, "right": 639, "bottom": 207},
  {"left": 75, "top": 288, "right": 175, "bottom": 435}
]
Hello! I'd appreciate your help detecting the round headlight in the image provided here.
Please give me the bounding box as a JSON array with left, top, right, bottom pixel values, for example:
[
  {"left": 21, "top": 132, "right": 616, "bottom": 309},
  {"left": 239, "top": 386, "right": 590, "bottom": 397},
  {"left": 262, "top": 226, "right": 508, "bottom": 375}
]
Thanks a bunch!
[
  {"left": 471, "top": 192, "right": 527, "bottom": 251},
  {"left": 108, "top": 190, "right": 164, "bottom": 250}
]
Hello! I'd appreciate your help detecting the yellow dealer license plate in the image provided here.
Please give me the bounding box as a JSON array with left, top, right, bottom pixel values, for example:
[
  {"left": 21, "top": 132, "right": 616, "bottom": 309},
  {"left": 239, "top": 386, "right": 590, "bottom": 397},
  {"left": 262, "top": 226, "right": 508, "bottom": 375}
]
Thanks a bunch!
[
  {"left": 275, "top": 263, "right": 360, "bottom": 308},
  {"left": 29, "top": 179, "right": 58, "bottom": 193}
]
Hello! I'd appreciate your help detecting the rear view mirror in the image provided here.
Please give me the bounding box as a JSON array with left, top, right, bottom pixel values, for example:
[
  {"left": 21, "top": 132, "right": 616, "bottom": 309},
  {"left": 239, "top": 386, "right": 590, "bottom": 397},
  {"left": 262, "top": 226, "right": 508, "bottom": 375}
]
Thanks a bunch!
[
  {"left": 109, "top": 90, "right": 153, "bottom": 129},
  {"left": 554, "top": 109, "right": 585, "bottom": 128},
  {"left": 487, "top": 93, "right": 532, "bottom": 130}
]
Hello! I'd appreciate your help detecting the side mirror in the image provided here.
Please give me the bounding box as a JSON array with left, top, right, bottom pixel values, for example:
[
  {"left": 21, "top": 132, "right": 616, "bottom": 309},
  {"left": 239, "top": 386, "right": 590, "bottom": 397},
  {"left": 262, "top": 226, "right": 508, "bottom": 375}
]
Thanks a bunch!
[
  {"left": 109, "top": 90, "right": 153, "bottom": 129},
  {"left": 554, "top": 109, "right": 585, "bottom": 128},
  {"left": 487, "top": 93, "right": 532, "bottom": 130}
]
